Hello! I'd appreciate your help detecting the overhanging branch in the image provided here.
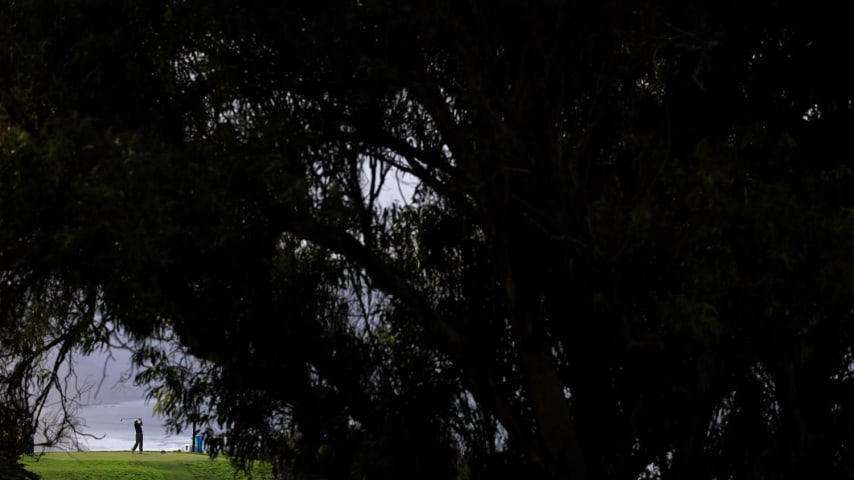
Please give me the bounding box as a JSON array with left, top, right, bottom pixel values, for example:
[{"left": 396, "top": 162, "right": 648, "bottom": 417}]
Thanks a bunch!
[{"left": 283, "top": 212, "right": 542, "bottom": 463}]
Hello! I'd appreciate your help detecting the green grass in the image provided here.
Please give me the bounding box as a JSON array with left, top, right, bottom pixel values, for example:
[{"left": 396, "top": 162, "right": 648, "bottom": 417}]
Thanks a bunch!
[{"left": 19, "top": 451, "right": 273, "bottom": 480}]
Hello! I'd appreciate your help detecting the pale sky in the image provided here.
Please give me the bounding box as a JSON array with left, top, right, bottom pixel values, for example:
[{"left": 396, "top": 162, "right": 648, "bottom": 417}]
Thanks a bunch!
[{"left": 73, "top": 346, "right": 146, "bottom": 405}]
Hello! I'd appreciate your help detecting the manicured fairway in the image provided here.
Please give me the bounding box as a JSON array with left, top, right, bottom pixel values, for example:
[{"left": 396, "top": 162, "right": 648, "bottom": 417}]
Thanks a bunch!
[{"left": 20, "top": 451, "right": 272, "bottom": 480}]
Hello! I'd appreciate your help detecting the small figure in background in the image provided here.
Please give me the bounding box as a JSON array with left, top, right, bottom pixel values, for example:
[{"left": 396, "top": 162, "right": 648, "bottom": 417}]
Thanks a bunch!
[{"left": 130, "top": 418, "right": 143, "bottom": 454}]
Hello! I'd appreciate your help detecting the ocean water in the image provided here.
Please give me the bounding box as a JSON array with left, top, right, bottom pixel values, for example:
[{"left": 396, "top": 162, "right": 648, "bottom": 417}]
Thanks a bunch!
[{"left": 59, "top": 400, "right": 192, "bottom": 452}]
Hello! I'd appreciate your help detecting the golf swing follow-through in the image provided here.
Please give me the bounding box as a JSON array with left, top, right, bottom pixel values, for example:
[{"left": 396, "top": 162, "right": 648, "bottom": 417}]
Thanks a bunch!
[{"left": 125, "top": 417, "right": 143, "bottom": 454}]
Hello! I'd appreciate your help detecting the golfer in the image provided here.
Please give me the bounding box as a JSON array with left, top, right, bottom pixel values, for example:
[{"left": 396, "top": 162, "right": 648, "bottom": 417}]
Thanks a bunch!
[{"left": 130, "top": 418, "right": 143, "bottom": 454}]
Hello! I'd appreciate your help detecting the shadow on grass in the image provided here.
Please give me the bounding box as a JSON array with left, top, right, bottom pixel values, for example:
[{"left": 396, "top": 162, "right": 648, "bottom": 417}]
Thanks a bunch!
[{"left": 0, "top": 454, "right": 39, "bottom": 480}]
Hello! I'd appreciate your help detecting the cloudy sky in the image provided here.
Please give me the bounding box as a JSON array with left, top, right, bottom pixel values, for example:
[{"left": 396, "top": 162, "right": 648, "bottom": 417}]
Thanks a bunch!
[{"left": 72, "top": 346, "right": 146, "bottom": 405}]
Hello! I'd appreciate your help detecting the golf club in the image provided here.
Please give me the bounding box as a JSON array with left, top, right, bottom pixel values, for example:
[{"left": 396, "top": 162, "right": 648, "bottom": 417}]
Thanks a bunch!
[{"left": 120, "top": 417, "right": 137, "bottom": 422}]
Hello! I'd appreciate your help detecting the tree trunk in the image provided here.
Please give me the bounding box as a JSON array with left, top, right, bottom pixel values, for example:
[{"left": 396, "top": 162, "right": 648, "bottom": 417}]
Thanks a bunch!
[{"left": 506, "top": 275, "right": 588, "bottom": 480}]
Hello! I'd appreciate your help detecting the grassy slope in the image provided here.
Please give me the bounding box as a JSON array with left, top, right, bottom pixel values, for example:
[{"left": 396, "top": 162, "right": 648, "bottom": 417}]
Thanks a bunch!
[{"left": 20, "top": 451, "right": 272, "bottom": 480}]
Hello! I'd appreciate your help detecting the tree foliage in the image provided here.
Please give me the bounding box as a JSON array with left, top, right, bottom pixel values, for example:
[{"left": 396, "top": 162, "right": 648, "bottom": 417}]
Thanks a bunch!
[{"left": 4, "top": 1, "right": 854, "bottom": 479}]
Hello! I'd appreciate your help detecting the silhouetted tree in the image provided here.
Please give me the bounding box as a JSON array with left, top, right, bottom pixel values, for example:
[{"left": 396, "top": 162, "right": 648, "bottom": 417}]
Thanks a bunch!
[{"left": 4, "top": 1, "right": 854, "bottom": 479}]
